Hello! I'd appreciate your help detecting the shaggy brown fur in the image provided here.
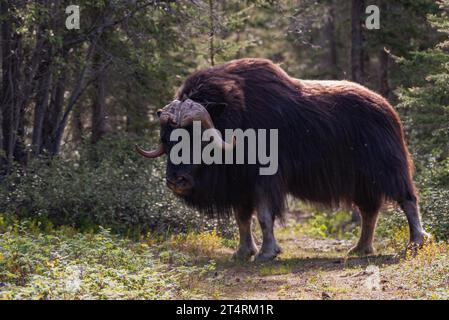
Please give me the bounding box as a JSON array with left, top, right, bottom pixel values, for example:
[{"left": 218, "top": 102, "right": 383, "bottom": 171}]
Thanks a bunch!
[{"left": 146, "top": 58, "right": 429, "bottom": 260}]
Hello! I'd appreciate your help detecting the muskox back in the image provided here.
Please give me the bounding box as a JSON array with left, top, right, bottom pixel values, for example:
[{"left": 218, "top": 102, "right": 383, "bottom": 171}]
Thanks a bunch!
[
  {"left": 177, "top": 58, "right": 415, "bottom": 217},
  {"left": 283, "top": 80, "right": 414, "bottom": 213}
]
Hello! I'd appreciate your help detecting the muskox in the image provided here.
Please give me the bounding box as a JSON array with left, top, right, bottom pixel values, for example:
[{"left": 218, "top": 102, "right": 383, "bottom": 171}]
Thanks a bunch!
[{"left": 136, "top": 58, "right": 430, "bottom": 261}]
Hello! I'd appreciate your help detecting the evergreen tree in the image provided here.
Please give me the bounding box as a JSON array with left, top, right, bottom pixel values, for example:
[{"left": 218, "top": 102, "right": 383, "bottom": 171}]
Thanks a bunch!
[{"left": 396, "top": 0, "right": 449, "bottom": 169}]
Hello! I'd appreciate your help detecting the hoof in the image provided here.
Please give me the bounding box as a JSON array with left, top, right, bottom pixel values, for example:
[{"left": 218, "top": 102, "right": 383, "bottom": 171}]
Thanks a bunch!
[
  {"left": 407, "top": 231, "right": 433, "bottom": 254},
  {"left": 232, "top": 247, "right": 258, "bottom": 262},
  {"left": 409, "top": 231, "right": 433, "bottom": 246},
  {"left": 254, "top": 245, "right": 281, "bottom": 262},
  {"left": 348, "top": 244, "right": 375, "bottom": 256}
]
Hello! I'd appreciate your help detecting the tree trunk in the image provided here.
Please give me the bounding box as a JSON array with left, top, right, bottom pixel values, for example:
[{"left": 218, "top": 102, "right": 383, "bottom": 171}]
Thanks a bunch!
[
  {"left": 51, "top": 42, "right": 96, "bottom": 155},
  {"left": 351, "top": 0, "right": 364, "bottom": 84},
  {"left": 91, "top": 73, "right": 108, "bottom": 144},
  {"left": 32, "top": 44, "right": 53, "bottom": 155},
  {"left": 15, "top": 26, "right": 47, "bottom": 164},
  {"left": 71, "top": 104, "right": 84, "bottom": 147},
  {"left": 1, "top": 0, "right": 22, "bottom": 173},
  {"left": 208, "top": 0, "right": 215, "bottom": 66},
  {"left": 42, "top": 65, "right": 67, "bottom": 155},
  {"left": 378, "top": 48, "right": 390, "bottom": 97},
  {"left": 13, "top": 105, "right": 28, "bottom": 166},
  {"left": 0, "top": 101, "right": 2, "bottom": 159},
  {"left": 91, "top": 40, "right": 110, "bottom": 144},
  {"left": 325, "top": 0, "right": 338, "bottom": 78}
]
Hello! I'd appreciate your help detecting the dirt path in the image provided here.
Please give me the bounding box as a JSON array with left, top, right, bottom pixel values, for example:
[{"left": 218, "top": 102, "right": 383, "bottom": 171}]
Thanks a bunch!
[
  {"left": 203, "top": 237, "right": 399, "bottom": 299},
  {"left": 188, "top": 216, "right": 447, "bottom": 300}
]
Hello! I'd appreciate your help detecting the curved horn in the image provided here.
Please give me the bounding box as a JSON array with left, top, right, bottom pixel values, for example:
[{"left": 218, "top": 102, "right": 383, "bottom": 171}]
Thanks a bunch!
[
  {"left": 135, "top": 101, "right": 181, "bottom": 159},
  {"left": 179, "top": 100, "right": 236, "bottom": 151},
  {"left": 135, "top": 144, "right": 165, "bottom": 158},
  {"left": 202, "top": 122, "right": 236, "bottom": 151}
]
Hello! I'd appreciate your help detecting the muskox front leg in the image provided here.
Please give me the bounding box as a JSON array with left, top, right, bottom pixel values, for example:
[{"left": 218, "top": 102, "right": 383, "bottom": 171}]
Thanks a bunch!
[
  {"left": 232, "top": 209, "right": 258, "bottom": 261},
  {"left": 348, "top": 209, "right": 378, "bottom": 256},
  {"left": 255, "top": 203, "right": 281, "bottom": 262}
]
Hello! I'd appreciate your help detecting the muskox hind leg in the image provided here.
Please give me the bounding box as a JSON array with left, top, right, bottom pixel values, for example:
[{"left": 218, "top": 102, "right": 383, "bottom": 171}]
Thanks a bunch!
[
  {"left": 399, "top": 196, "right": 431, "bottom": 247},
  {"left": 348, "top": 209, "right": 379, "bottom": 256},
  {"left": 232, "top": 208, "right": 258, "bottom": 261},
  {"left": 254, "top": 203, "right": 282, "bottom": 262}
]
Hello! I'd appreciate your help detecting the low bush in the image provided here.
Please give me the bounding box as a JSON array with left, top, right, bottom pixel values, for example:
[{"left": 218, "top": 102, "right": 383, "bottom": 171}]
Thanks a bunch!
[
  {"left": 0, "top": 136, "right": 235, "bottom": 237},
  {"left": 0, "top": 217, "right": 215, "bottom": 299},
  {"left": 377, "top": 158, "right": 449, "bottom": 242}
]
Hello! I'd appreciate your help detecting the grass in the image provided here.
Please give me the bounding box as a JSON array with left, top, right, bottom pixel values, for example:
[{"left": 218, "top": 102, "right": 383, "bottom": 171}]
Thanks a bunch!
[
  {"left": 0, "top": 215, "right": 216, "bottom": 300},
  {"left": 398, "top": 241, "right": 449, "bottom": 299},
  {"left": 1, "top": 212, "right": 448, "bottom": 300},
  {"left": 259, "top": 264, "right": 292, "bottom": 276}
]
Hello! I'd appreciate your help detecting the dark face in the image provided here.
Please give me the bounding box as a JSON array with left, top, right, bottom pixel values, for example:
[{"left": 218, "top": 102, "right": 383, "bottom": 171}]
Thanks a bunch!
[
  {"left": 160, "top": 123, "right": 198, "bottom": 197},
  {"left": 136, "top": 99, "right": 233, "bottom": 199}
]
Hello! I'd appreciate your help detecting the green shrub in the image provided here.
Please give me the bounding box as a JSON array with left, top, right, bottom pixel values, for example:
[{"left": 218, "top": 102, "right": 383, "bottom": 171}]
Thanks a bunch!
[
  {"left": 415, "top": 158, "right": 449, "bottom": 241},
  {"left": 376, "top": 158, "right": 449, "bottom": 242},
  {"left": 0, "top": 136, "right": 235, "bottom": 237},
  {"left": 0, "top": 217, "right": 213, "bottom": 299},
  {"left": 419, "top": 186, "right": 449, "bottom": 241}
]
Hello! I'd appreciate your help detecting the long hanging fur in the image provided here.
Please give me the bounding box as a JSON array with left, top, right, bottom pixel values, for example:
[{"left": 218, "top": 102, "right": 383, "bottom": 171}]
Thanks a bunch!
[{"left": 166, "top": 58, "right": 417, "bottom": 219}]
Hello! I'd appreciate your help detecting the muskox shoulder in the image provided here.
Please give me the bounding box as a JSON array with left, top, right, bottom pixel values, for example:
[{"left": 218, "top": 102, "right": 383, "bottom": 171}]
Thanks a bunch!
[
  {"left": 176, "top": 63, "right": 246, "bottom": 112},
  {"left": 301, "top": 79, "right": 393, "bottom": 112}
]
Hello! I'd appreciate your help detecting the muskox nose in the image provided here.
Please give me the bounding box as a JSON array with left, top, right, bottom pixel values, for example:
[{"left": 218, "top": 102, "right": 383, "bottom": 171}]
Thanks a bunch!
[{"left": 166, "top": 174, "right": 193, "bottom": 195}]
